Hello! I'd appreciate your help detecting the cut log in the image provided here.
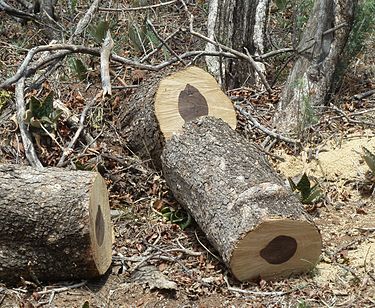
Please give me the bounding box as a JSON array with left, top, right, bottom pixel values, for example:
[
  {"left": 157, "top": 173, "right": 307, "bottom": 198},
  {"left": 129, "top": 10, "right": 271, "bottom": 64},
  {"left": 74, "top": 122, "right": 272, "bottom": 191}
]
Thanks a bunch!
[
  {"left": 119, "top": 66, "right": 237, "bottom": 169},
  {"left": 0, "top": 164, "right": 112, "bottom": 284},
  {"left": 161, "top": 117, "right": 322, "bottom": 281}
]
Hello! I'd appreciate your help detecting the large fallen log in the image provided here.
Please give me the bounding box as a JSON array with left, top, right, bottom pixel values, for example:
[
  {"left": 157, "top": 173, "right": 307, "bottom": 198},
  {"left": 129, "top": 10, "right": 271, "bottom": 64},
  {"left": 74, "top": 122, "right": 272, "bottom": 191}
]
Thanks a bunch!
[
  {"left": 119, "top": 66, "right": 237, "bottom": 169},
  {"left": 161, "top": 117, "right": 322, "bottom": 281},
  {"left": 0, "top": 164, "right": 112, "bottom": 284}
]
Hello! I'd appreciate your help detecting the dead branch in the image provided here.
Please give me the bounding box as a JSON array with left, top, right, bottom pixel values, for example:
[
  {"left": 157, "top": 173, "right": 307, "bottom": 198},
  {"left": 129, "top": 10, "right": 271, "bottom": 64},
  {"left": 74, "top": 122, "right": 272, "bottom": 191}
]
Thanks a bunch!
[
  {"left": 146, "top": 19, "right": 185, "bottom": 65},
  {"left": 234, "top": 103, "right": 301, "bottom": 145},
  {"left": 53, "top": 99, "right": 97, "bottom": 148},
  {"left": 223, "top": 275, "right": 306, "bottom": 297},
  {"left": 14, "top": 77, "right": 44, "bottom": 169},
  {"left": 100, "top": 30, "right": 114, "bottom": 97},
  {"left": 354, "top": 89, "right": 375, "bottom": 100},
  {"left": 0, "top": 43, "right": 236, "bottom": 89},
  {"left": 0, "top": 0, "right": 35, "bottom": 20},
  {"left": 98, "top": 0, "right": 177, "bottom": 12},
  {"left": 244, "top": 47, "right": 272, "bottom": 94},
  {"left": 56, "top": 96, "right": 98, "bottom": 167},
  {"left": 70, "top": 0, "right": 100, "bottom": 42},
  {"left": 140, "top": 29, "right": 181, "bottom": 63}
]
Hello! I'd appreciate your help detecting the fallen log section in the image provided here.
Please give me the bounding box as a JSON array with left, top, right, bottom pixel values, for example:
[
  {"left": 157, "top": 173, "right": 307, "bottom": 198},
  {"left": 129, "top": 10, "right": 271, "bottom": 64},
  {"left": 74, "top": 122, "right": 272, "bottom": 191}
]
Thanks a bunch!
[
  {"left": 162, "top": 117, "right": 322, "bottom": 281},
  {"left": 120, "top": 66, "right": 237, "bottom": 168},
  {"left": 0, "top": 164, "right": 112, "bottom": 284}
]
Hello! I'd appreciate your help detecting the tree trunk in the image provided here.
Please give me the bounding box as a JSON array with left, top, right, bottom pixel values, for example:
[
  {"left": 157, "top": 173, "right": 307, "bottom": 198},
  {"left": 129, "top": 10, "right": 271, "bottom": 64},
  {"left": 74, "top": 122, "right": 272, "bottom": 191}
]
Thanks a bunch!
[
  {"left": 275, "top": 0, "right": 357, "bottom": 135},
  {"left": 205, "top": 0, "right": 270, "bottom": 89},
  {"left": 118, "top": 66, "right": 237, "bottom": 169},
  {"left": 0, "top": 164, "right": 112, "bottom": 284},
  {"left": 161, "top": 117, "right": 321, "bottom": 281}
]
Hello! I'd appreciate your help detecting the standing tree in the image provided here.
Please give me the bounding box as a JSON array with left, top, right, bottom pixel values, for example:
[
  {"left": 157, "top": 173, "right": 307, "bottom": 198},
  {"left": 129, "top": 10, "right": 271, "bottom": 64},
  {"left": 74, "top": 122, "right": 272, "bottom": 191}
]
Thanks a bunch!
[
  {"left": 205, "top": 0, "right": 270, "bottom": 89},
  {"left": 274, "top": 0, "right": 357, "bottom": 134}
]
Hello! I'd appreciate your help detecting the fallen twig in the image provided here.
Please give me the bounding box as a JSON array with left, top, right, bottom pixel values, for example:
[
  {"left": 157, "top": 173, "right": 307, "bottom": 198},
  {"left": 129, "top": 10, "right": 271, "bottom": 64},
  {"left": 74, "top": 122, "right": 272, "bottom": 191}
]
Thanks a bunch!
[
  {"left": 328, "top": 103, "right": 375, "bottom": 127},
  {"left": 140, "top": 29, "right": 181, "bottom": 63},
  {"left": 0, "top": 43, "right": 236, "bottom": 89},
  {"left": 56, "top": 95, "right": 98, "bottom": 167},
  {"left": 0, "top": 0, "right": 35, "bottom": 20},
  {"left": 12, "top": 281, "right": 87, "bottom": 295},
  {"left": 234, "top": 103, "right": 300, "bottom": 145},
  {"left": 15, "top": 77, "right": 44, "bottom": 169},
  {"left": 146, "top": 19, "right": 185, "bottom": 65},
  {"left": 244, "top": 47, "right": 272, "bottom": 94},
  {"left": 224, "top": 275, "right": 306, "bottom": 297},
  {"left": 353, "top": 89, "right": 375, "bottom": 100},
  {"left": 99, "top": 0, "right": 177, "bottom": 12},
  {"left": 100, "top": 30, "right": 114, "bottom": 97}
]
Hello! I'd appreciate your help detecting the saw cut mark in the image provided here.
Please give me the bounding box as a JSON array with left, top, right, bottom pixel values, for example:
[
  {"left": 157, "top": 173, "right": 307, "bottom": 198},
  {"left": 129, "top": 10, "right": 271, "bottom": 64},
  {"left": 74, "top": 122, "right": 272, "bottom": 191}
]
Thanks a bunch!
[
  {"left": 178, "top": 84, "right": 209, "bottom": 122},
  {"left": 95, "top": 205, "right": 105, "bottom": 247},
  {"left": 260, "top": 235, "right": 297, "bottom": 264}
]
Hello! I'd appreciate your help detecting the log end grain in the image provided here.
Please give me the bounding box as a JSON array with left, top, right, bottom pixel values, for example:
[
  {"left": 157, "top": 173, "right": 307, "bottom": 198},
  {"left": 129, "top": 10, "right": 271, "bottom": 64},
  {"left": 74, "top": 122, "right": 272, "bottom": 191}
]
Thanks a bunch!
[
  {"left": 230, "top": 218, "right": 321, "bottom": 281},
  {"left": 88, "top": 173, "right": 113, "bottom": 276},
  {"left": 155, "top": 66, "right": 237, "bottom": 139}
]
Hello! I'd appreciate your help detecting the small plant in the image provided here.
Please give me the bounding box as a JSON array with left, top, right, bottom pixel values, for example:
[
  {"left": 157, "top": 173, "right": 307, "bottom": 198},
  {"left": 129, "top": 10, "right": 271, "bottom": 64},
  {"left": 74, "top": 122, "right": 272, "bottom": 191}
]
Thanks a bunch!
[
  {"left": 160, "top": 206, "right": 192, "bottom": 230},
  {"left": 0, "top": 90, "right": 11, "bottom": 111},
  {"left": 88, "top": 20, "right": 110, "bottom": 44},
  {"left": 69, "top": 58, "right": 89, "bottom": 81},
  {"left": 288, "top": 173, "right": 323, "bottom": 204},
  {"left": 24, "top": 92, "right": 62, "bottom": 134},
  {"left": 296, "top": 300, "right": 311, "bottom": 308},
  {"left": 362, "top": 146, "right": 375, "bottom": 174}
]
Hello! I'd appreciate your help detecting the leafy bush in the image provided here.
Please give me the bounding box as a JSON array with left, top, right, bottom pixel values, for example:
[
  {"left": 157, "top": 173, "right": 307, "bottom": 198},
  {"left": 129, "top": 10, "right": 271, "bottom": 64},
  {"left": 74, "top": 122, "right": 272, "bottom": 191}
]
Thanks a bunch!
[{"left": 288, "top": 173, "right": 323, "bottom": 204}]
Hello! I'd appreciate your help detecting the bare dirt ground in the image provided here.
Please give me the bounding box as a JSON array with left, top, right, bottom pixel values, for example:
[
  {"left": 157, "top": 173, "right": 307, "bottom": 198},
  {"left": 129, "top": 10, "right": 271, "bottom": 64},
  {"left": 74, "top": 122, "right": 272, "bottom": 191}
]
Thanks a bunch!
[{"left": 1, "top": 1, "right": 375, "bottom": 307}]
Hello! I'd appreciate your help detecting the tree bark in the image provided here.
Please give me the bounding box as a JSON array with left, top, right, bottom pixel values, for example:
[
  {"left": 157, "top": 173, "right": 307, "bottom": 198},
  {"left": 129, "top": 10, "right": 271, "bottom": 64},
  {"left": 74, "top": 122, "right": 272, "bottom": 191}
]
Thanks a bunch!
[
  {"left": 161, "top": 117, "right": 321, "bottom": 281},
  {"left": 275, "top": 0, "right": 357, "bottom": 135},
  {"left": 118, "top": 66, "right": 237, "bottom": 169},
  {"left": 0, "top": 164, "right": 112, "bottom": 284},
  {"left": 205, "top": 0, "right": 270, "bottom": 89}
]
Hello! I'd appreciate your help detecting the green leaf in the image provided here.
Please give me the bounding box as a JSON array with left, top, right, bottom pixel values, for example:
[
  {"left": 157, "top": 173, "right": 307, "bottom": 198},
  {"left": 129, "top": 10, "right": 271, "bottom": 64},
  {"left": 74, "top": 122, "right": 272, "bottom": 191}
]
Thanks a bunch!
[
  {"left": 301, "top": 184, "right": 323, "bottom": 204},
  {"left": 288, "top": 177, "right": 298, "bottom": 191},
  {"left": 128, "top": 19, "right": 148, "bottom": 53},
  {"left": 296, "top": 173, "right": 311, "bottom": 200},
  {"left": 88, "top": 20, "right": 110, "bottom": 44},
  {"left": 28, "top": 92, "right": 54, "bottom": 119},
  {"left": 0, "top": 90, "right": 11, "bottom": 111},
  {"left": 363, "top": 147, "right": 375, "bottom": 173},
  {"left": 82, "top": 301, "right": 90, "bottom": 308},
  {"left": 70, "top": 0, "right": 77, "bottom": 12},
  {"left": 179, "top": 212, "right": 192, "bottom": 230},
  {"left": 275, "top": 0, "right": 287, "bottom": 10},
  {"left": 71, "top": 58, "right": 88, "bottom": 81}
]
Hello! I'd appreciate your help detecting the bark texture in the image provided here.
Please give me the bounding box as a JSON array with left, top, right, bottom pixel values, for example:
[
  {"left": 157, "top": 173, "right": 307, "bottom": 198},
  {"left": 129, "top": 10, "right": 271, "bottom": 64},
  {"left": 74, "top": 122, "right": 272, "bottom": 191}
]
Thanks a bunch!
[
  {"left": 0, "top": 164, "right": 112, "bottom": 284},
  {"left": 162, "top": 117, "right": 321, "bottom": 281},
  {"left": 275, "top": 0, "right": 357, "bottom": 134},
  {"left": 118, "top": 67, "right": 236, "bottom": 169},
  {"left": 118, "top": 69, "right": 176, "bottom": 169},
  {"left": 205, "top": 0, "right": 270, "bottom": 89}
]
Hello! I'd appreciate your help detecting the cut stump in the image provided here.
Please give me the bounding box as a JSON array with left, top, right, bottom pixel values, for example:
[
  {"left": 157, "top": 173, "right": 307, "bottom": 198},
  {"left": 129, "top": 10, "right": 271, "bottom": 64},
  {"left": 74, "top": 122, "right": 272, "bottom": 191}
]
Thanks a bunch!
[
  {"left": 0, "top": 164, "right": 112, "bottom": 284},
  {"left": 119, "top": 66, "right": 237, "bottom": 169},
  {"left": 161, "top": 117, "right": 322, "bottom": 281}
]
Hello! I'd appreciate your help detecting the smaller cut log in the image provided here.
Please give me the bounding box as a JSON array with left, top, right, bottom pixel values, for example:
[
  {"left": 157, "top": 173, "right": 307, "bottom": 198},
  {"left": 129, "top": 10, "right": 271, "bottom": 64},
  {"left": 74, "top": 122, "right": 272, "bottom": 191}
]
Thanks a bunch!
[
  {"left": 0, "top": 164, "right": 112, "bottom": 284},
  {"left": 161, "top": 117, "right": 322, "bottom": 281},
  {"left": 119, "top": 66, "right": 237, "bottom": 169}
]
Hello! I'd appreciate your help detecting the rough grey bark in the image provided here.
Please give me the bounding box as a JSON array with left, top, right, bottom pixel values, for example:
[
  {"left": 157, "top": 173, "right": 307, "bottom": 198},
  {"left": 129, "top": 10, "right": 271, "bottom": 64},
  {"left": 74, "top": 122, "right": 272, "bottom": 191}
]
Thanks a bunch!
[
  {"left": 275, "top": 0, "right": 357, "bottom": 134},
  {"left": 118, "top": 67, "right": 236, "bottom": 170},
  {"left": 118, "top": 72, "right": 166, "bottom": 170},
  {"left": 205, "top": 0, "right": 270, "bottom": 89},
  {"left": 161, "top": 117, "right": 321, "bottom": 281},
  {"left": 0, "top": 164, "right": 112, "bottom": 284}
]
